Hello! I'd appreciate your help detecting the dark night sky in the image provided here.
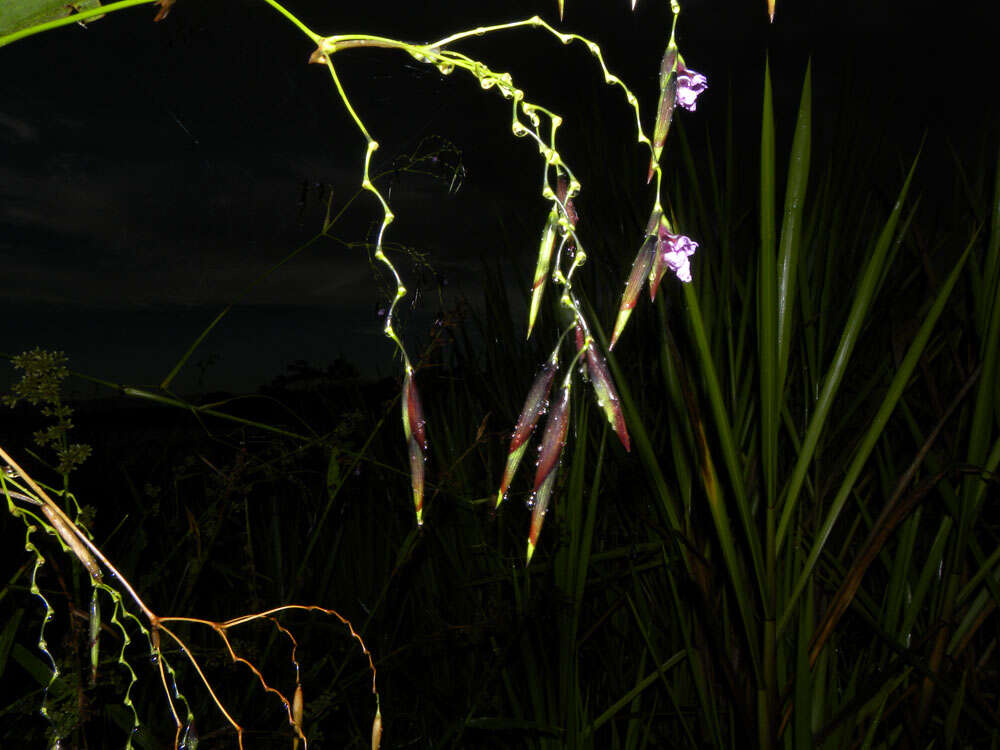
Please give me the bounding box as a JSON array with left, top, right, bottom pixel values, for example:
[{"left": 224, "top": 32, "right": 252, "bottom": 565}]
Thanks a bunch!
[{"left": 1, "top": 0, "right": 995, "bottom": 395}]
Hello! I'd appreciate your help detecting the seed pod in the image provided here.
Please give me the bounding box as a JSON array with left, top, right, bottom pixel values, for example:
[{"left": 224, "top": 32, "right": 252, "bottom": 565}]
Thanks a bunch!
[
  {"left": 649, "top": 213, "right": 674, "bottom": 301},
  {"left": 292, "top": 684, "right": 304, "bottom": 750},
  {"left": 89, "top": 588, "right": 100, "bottom": 687},
  {"left": 574, "top": 323, "right": 588, "bottom": 379},
  {"left": 528, "top": 209, "right": 559, "bottom": 339},
  {"left": 402, "top": 372, "right": 427, "bottom": 524},
  {"left": 647, "top": 39, "right": 678, "bottom": 183},
  {"left": 402, "top": 372, "right": 427, "bottom": 451},
  {"left": 407, "top": 437, "right": 425, "bottom": 525},
  {"left": 372, "top": 708, "right": 383, "bottom": 750},
  {"left": 610, "top": 236, "right": 655, "bottom": 349},
  {"left": 498, "top": 357, "right": 558, "bottom": 506},
  {"left": 585, "top": 345, "right": 630, "bottom": 451},
  {"left": 527, "top": 468, "right": 556, "bottom": 565},
  {"left": 526, "top": 385, "right": 570, "bottom": 563}
]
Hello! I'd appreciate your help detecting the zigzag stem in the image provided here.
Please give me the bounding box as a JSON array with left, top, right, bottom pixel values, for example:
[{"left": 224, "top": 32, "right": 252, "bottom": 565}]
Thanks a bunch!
[{"left": 3, "top": 447, "right": 377, "bottom": 749}]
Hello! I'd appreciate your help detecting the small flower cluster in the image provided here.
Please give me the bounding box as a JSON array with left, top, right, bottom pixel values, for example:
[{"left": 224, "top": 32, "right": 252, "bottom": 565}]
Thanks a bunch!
[
  {"left": 613, "top": 33, "right": 705, "bottom": 351},
  {"left": 610, "top": 210, "right": 700, "bottom": 349},
  {"left": 648, "top": 37, "right": 708, "bottom": 182}
]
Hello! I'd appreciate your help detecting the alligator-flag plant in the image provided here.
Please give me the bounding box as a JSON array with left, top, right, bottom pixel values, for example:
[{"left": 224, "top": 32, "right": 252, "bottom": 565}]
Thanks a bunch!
[{"left": 1, "top": 0, "right": 718, "bottom": 743}]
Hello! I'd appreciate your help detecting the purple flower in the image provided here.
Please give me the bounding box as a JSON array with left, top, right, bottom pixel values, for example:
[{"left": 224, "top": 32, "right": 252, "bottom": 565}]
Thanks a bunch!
[
  {"left": 659, "top": 231, "right": 698, "bottom": 283},
  {"left": 676, "top": 67, "right": 708, "bottom": 111}
]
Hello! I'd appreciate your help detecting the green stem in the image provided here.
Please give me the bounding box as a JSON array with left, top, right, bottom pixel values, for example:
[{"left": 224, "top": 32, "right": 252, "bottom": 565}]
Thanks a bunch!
[
  {"left": 0, "top": 0, "right": 155, "bottom": 49},
  {"left": 259, "top": 0, "right": 320, "bottom": 43}
]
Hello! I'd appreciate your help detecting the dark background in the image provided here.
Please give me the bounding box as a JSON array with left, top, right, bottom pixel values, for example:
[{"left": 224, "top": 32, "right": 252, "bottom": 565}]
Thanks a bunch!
[{"left": 1, "top": 0, "right": 995, "bottom": 394}]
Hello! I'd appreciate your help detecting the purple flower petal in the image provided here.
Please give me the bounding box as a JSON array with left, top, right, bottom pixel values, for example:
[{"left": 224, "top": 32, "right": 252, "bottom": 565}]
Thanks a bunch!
[
  {"left": 676, "top": 67, "right": 708, "bottom": 111},
  {"left": 658, "top": 229, "right": 699, "bottom": 284}
]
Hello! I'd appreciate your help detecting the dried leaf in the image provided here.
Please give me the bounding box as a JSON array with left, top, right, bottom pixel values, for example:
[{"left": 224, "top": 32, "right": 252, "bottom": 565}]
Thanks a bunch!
[{"left": 153, "top": 0, "right": 175, "bottom": 22}]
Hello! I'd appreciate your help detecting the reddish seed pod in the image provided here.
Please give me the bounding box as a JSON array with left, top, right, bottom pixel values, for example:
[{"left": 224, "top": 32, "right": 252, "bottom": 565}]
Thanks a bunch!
[
  {"left": 402, "top": 372, "right": 427, "bottom": 450},
  {"left": 402, "top": 372, "right": 427, "bottom": 524},
  {"left": 611, "top": 236, "right": 655, "bottom": 349},
  {"left": 498, "top": 357, "right": 559, "bottom": 506},
  {"left": 585, "top": 345, "right": 630, "bottom": 451},
  {"left": 648, "top": 40, "right": 678, "bottom": 182},
  {"left": 532, "top": 385, "right": 571, "bottom": 493},
  {"left": 526, "top": 384, "right": 570, "bottom": 565}
]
